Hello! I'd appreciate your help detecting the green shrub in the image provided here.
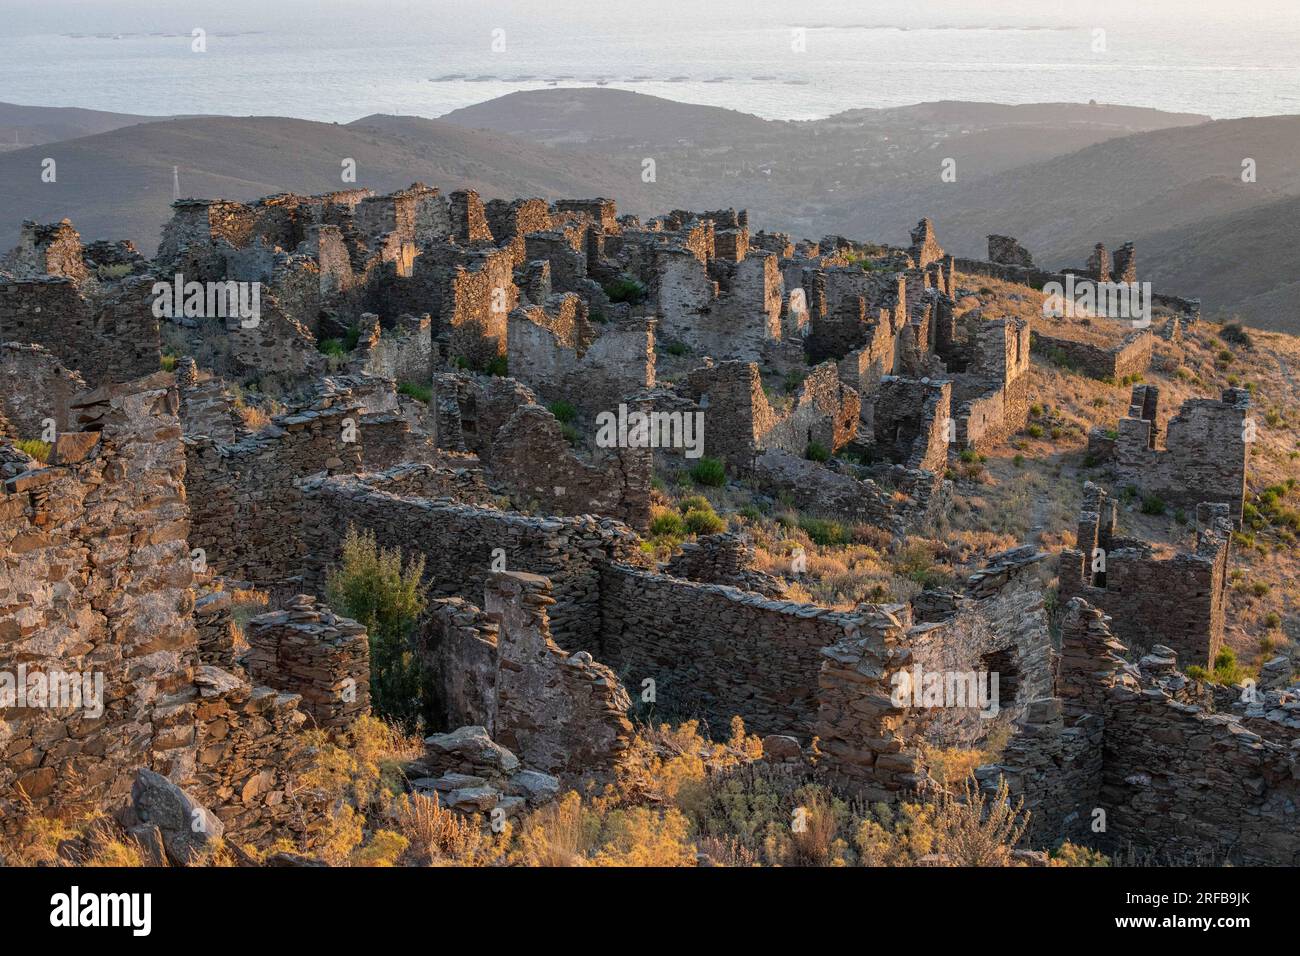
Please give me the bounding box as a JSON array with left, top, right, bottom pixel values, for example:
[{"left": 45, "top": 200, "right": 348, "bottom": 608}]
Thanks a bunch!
[
  {"left": 1221, "top": 323, "right": 1252, "bottom": 348},
  {"left": 160, "top": 354, "right": 177, "bottom": 372},
  {"left": 805, "top": 441, "right": 830, "bottom": 463},
  {"left": 485, "top": 355, "right": 509, "bottom": 377},
  {"left": 318, "top": 338, "right": 347, "bottom": 357},
  {"left": 397, "top": 382, "right": 432, "bottom": 403},
  {"left": 799, "top": 516, "right": 849, "bottom": 547},
  {"left": 663, "top": 341, "right": 689, "bottom": 357},
  {"left": 326, "top": 526, "right": 430, "bottom": 732},
  {"left": 678, "top": 495, "right": 711, "bottom": 513},
  {"left": 603, "top": 277, "right": 648, "bottom": 304},
  {"left": 649, "top": 511, "right": 686, "bottom": 537},
  {"left": 1264, "top": 612, "right": 1282, "bottom": 630},
  {"left": 548, "top": 400, "right": 578, "bottom": 424},
  {"left": 684, "top": 508, "right": 726, "bottom": 535},
  {"left": 1026, "top": 424, "right": 1044, "bottom": 439},
  {"left": 559, "top": 423, "right": 580, "bottom": 445},
  {"left": 689, "top": 458, "right": 726, "bottom": 487},
  {"left": 1139, "top": 495, "right": 1166, "bottom": 516}
]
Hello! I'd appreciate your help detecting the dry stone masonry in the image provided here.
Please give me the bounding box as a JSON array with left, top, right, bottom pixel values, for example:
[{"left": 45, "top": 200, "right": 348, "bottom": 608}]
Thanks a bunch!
[{"left": 0, "top": 174, "right": 1273, "bottom": 867}]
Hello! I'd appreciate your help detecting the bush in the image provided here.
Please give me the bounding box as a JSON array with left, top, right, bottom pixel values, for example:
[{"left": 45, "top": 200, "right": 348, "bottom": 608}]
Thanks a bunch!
[
  {"left": 15, "top": 438, "right": 51, "bottom": 463},
  {"left": 1139, "top": 494, "right": 1166, "bottom": 516},
  {"left": 485, "top": 355, "right": 509, "bottom": 377},
  {"left": 677, "top": 495, "right": 711, "bottom": 513},
  {"left": 397, "top": 382, "right": 432, "bottom": 403},
  {"left": 1025, "top": 424, "right": 1044, "bottom": 439},
  {"left": 683, "top": 507, "right": 726, "bottom": 535},
  {"left": 1191, "top": 647, "right": 1251, "bottom": 686},
  {"left": 327, "top": 526, "right": 430, "bottom": 732},
  {"left": 663, "top": 341, "right": 689, "bottom": 357},
  {"left": 649, "top": 511, "right": 686, "bottom": 537},
  {"left": 548, "top": 400, "right": 578, "bottom": 424},
  {"left": 805, "top": 441, "right": 830, "bottom": 463},
  {"left": 1221, "top": 323, "right": 1252, "bottom": 348},
  {"left": 799, "top": 516, "right": 849, "bottom": 547},
  {"left": 603, "top": 277, "right": 648, "bottom": 305},
  {"left": 160, "top": 354, "right": 177, "bottom": 372},
  {"left": 318, "top": 338, "right": 347, "bottom": 357},
  {"left": 689, "top": 457, "right": 726, "bottom": 487}
]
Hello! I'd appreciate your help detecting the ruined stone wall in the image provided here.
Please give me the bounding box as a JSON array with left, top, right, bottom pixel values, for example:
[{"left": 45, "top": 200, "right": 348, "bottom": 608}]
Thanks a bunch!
[
  {"left": 356, "top": 312, "right": 433, "bottom": 386},
  {"left": 188, "top": 666, "right": 321, "bottom": 848},
  {"left": 183, "top": 401, "right": 363, "bottom": 585},
  {"left": 485, "top": 198, "right": 554, "bottom": 267},
  {"left": 245, "top": 596, "right": 371, "bottom": 730},
  {"left": 489, "top": 403, "right": 652, "bottom": 530},
  {"left": 837, "top": 317, "right": 900, "bottom": 403},
  {"left": 4, "top": 220, "right": 90, "bottom": 282},
  {"left": 817, "top": 551, "right": 1051, "bottom": 801},
  {"left": 872, "top": 377, "right": 951, "bottom": 472},
  {"left": 751, "top": 450, "right": 946, "bottom": 533},
  {"left": 298, "top": 472, "right": 644, "bottom": 649},
  {"left": 486, "top": 571, "right": 633, "bottom": 774},
  {"left": 0, "top": 375, "right": 199, "bottom": 827},
  {"left": 1031, "top": 328, "right": 1152, "bottom": 381},
  {"left": 663, "top": 532, "right": 783, "bottom": 595},
  {"left": 983, "top": 598, "right": 1300, "bottom": 864},
  {"left": 444, "top": 248, "right": 516, "bottom": 367},
  {"left": 597, "top": 563, "right": 866, "bottom": 738},
  {"left": 507, "top": 302, "right": 655, "bottom": 412},
  {"left": 417, "top": 597, "right": 500, "bottom": 734},
  {"left": 952, "top": 317, "right": 1031, "bottom": 452},
  {"left": 987, "top": 235, "right": 1034, "bottom": 268},
  {"left": 1113, "top": 386, "right": 1250, "bottom": 519},
  {"left": 683, "top": 360, "right": 858, "bottom": 468},
  {"left": 977, "top": 600, "right": 1121, "bottom": 846},
  {"left": 0, "top": 276, "right": 161, "bottom": 387},
  {"left": 0, "top": 342, "right": 87, "bottom": 437},
  {"left": 1059, "top": 483, "right": 1229, "bottom": 667}
]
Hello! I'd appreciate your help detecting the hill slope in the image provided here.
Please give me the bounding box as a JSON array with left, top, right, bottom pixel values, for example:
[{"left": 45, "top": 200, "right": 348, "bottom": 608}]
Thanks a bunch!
[
  {"left": 0, "top": 101, "right": 163, "bottom": 151},
  {"left": 0, "top": 114, "right": 688, "bottom": 253}
]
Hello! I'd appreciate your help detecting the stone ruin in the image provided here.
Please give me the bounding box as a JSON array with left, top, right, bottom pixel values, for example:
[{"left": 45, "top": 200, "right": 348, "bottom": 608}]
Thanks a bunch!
[
  {"left": 0, "top": 177, "right": 1281, "bottom": 866},
  {"left": 1087, "top": 383, "right": 1251, "bottom": 521},
  {"left": 1059, "top": 482, "right": 1231, "bottom": 667},
  {"left": 978, "top": 599, "right": 1300, "bottom": 865}
]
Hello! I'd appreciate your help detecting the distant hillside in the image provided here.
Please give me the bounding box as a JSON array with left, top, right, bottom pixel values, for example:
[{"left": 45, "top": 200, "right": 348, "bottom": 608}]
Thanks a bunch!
[
  {"left": 0, "top": 114, "right": 689, "bottom": 254},
  {"left": 1136, "top": 193, "right": 1300, "bottom": 333},
  {"left": 438, "top": 88, "right": 778, "bottom": 146},
  {"left": 837, "top": 115, "right": 1300, "bottom": 329},
  {"left": 439, "top": 88, "right": 1219, "bottom": 247},
  {"left": 0, "top": 101, "right": 162, "bottom": 152}
]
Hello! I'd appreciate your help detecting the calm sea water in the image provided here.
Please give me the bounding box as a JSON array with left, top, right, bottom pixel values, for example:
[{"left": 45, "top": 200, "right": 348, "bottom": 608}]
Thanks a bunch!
[{"left": 1, "top": 0, "right": 1298, "bottom": 121}]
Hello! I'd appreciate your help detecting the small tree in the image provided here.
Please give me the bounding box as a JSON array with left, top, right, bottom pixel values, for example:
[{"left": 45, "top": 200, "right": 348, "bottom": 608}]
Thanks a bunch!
[{"left": 327, "top": 526, "right": 430, "bottom": 731}]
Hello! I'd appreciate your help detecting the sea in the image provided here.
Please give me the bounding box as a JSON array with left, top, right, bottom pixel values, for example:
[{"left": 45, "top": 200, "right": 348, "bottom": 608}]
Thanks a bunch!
[{"left": 0, "top": 0, "right": 1298, "bottom": 121}]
